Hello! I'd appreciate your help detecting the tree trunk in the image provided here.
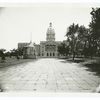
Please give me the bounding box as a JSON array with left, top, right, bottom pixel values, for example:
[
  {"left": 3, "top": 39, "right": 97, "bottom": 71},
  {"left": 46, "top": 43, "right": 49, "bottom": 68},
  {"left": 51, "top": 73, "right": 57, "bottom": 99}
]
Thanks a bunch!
[{"left": 72, "top": 51, "right": 75, "bottom": 61}]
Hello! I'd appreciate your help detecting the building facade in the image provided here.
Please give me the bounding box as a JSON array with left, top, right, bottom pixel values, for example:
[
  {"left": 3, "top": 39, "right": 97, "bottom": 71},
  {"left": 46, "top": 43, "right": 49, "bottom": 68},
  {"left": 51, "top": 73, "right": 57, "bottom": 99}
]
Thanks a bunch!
[
  {"left": 18, "top": 23, "right": 61, "bottom": 58},
  {"left": 40, "top": 23, "right": 61, "bottom": 57}
]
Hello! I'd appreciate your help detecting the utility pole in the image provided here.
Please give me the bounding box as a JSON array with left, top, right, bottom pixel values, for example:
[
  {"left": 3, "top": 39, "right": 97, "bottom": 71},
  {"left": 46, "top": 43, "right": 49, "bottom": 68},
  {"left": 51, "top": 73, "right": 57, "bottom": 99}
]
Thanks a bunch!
[{"left": 30, "top": 32, "right": 32, "bottom": 43}]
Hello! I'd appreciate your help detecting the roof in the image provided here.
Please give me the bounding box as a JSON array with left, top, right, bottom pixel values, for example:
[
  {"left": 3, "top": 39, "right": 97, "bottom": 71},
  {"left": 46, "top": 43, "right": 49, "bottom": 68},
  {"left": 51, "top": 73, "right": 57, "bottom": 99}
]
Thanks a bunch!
[{"left": 24, "top": 42, "right": 35, "bottom": 48}]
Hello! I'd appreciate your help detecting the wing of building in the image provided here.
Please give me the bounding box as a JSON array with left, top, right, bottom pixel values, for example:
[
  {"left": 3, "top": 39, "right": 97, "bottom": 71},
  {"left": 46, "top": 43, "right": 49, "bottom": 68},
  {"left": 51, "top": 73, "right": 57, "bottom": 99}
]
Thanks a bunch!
[{"left": 18, "top": 22, "right": 61, "bottom": 58}]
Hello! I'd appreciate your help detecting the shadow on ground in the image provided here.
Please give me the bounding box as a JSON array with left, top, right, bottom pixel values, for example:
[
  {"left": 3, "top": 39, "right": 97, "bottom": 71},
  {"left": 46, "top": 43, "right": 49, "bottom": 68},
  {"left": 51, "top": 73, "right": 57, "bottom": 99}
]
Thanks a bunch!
[
  {"left": 84, "top": 62, "right": 100, "bottom": 76},
  {"left": 60, "top": 58, "right": 100, "bottom": 77},
  {"left": 60, "top": 58, "right": 85, "bottom": 63},
  {"left": 67, "top": 59, "right": 85, "bottom": 63}
]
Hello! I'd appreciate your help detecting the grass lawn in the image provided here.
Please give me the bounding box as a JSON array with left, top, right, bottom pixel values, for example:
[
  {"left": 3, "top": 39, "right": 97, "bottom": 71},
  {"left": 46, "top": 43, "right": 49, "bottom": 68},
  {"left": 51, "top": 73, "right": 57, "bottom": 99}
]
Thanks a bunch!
[
  {"left": 0, "top": 57, "right": 36, "bottom": 68},
  {"left": 66, "top": 57, "right": 100, "bottom": 77}
]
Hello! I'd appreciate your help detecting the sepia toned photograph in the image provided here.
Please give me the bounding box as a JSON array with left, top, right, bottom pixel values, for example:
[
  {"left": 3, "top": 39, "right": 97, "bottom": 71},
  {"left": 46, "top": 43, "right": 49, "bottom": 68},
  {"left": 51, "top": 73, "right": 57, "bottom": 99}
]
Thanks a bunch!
[{"left": 0, "top": 1, "right": 100, "bottom": 94}]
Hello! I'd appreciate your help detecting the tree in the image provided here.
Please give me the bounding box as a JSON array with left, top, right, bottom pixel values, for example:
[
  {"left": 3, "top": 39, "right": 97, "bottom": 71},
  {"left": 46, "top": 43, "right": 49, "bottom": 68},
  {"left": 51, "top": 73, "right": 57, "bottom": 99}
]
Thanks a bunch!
[
  {"left": 66, "top": 23, "right": 79, "bottom": 60},
  {"left": 66, "top": 23, "right": 95, "bottom": 59},
  {"left": 0, "top": 49, "right": 6, "bottom": 62},
  {"left": 58, "top": 42, "right": 69, "bottom": 56},
  {"left": 10, "top": 48, "right": 19, "bottom": 59},
  {"left": 89, "top": 8, "right": 100, "bottom": 58},
  {"left": 5, "top": 51, "right": 11, "bottom": 57},
  {"left": 78, "top": 25, "right": 90, "bottom": 57},
  {"left": 10, "top": 48, "right": 24, "bottom": 59},
  {"left": 89, "top": 8, "right": 100, "bottom": 40},
  {"left": 17, "top": 48, "right": 24, "bottom": 56},
  {"left": 10, "top": 49, "right": 16, "bottom": 56}
]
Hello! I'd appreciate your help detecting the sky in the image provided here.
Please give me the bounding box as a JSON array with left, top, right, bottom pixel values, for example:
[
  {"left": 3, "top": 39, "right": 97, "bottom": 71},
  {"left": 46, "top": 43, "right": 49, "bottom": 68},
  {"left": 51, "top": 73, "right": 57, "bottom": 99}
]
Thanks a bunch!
[{"left": 0, "top": 3, "right": 100, "bottom": 51}]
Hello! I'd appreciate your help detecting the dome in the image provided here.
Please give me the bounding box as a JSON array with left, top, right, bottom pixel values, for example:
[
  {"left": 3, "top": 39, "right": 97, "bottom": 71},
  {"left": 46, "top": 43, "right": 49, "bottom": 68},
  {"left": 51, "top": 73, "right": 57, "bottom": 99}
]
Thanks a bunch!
[
  {"left": 46, "top": 22, "right": 55, "bottom": 34},
  {"left": 47, "top": 28, "right": 55, "bottom": 34},
  {"left": 46, "top": 22, "right": 55, "bottom": 41}
]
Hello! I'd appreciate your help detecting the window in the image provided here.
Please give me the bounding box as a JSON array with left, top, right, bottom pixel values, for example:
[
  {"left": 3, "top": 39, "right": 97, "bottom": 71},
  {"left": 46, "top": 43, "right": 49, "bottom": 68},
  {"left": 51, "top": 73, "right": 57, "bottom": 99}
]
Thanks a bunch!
[
  {"left": 47, "top": 53, "right": 48, "bottom": 56},
  {"left": 50, "top": 53, "right": 52, "bottom": 56},
  {"left": 53, "top": 53, "right": 55, "bottom": 56}
]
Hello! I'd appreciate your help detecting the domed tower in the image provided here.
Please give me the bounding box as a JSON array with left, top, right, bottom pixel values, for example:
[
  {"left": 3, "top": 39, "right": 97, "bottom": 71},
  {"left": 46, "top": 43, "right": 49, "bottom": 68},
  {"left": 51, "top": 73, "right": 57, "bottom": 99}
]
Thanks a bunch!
[{"left": 46, "top": 22, "right": 55, "bottom": 41}]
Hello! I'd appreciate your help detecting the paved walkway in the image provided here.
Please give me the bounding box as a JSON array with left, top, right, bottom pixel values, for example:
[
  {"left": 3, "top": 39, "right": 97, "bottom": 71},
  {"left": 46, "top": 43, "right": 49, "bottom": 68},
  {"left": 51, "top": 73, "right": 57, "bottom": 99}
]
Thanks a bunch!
[{"left": 0, "top": 58, "right": 100, "bottom": 92}]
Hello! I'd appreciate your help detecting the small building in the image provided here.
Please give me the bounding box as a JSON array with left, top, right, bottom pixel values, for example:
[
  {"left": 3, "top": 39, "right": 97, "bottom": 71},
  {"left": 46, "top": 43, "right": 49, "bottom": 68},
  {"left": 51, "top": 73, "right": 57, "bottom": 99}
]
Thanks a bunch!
[{"left": 23, "top": 42, "right": 37, "bottom": 59}]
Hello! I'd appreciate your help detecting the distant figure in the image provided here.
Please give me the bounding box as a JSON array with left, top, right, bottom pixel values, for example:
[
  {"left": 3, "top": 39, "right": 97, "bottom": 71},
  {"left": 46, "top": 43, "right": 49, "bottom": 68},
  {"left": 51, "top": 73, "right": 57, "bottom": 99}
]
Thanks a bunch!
[
  {"left": 0, "top": 85, "right": 3, "bottom": 92},
  {"left": 16, "top": 55, "right": 20, "bottom": 60},
  {"left": 95, "top": 85, "right": 100, "bottom": 93}
]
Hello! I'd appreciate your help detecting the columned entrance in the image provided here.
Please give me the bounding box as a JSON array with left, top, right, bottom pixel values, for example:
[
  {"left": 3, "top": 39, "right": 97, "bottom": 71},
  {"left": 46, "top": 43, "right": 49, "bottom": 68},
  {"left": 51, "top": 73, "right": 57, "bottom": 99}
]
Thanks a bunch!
[
  {"left": 50, "top": 53, "right": 52, "bottom": 56},
  {"left": 47, "top": 53, "right": 49, "bottom": 56},
  {"left": 46, "top": 52, "right": 56, "bottom": 57}
]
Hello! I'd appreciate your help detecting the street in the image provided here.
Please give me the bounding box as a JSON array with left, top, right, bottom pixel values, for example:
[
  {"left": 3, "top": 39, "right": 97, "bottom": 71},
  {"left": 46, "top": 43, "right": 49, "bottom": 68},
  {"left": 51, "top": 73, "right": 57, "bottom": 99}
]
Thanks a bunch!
[{"left": 0, "top": 58, "right": 100, "bottom": 92}]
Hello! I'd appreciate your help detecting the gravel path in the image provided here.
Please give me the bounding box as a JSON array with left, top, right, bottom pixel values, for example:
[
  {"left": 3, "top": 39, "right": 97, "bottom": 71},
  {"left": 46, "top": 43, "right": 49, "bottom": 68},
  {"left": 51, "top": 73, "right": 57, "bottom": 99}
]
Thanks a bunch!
[{"left": 0, "top": 58, "right": 100, "bottom": 92}]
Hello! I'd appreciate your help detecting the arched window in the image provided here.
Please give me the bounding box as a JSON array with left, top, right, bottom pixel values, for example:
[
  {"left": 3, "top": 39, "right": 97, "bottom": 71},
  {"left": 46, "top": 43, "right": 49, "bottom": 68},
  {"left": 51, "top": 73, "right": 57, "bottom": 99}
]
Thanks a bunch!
[
  {"left": 53, "top": 53, "right": 55, "bottom": 56},
  {"left": 47, "top": 53, "right": 48, "bottom": 56},
  {"left": 50, "top": 53, "right": 52, "bottom": 56}
]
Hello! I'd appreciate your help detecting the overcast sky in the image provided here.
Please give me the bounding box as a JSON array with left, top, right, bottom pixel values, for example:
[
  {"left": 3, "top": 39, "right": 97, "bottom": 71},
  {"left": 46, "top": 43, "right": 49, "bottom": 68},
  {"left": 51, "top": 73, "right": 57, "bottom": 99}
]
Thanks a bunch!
[{"left": 0, "top": 3, "right": 100, "bottom": 51}]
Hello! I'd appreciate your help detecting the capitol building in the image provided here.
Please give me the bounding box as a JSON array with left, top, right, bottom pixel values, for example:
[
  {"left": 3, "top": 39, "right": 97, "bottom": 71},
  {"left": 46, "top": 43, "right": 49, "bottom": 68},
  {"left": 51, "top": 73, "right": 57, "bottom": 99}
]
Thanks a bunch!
[{"left": 18, "top": 23, "right": 61, "bottom": 58}]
